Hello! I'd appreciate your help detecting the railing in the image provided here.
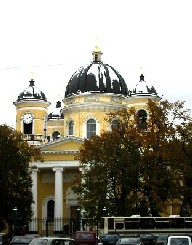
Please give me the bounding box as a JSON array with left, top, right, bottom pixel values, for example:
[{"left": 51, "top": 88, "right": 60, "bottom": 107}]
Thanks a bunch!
[
  {"left": 15, "top": 218, "right": 79, "bottom": 237},
  {"left": 22, "top": 134, "right": 45, "bottom": 145},
  {"left": 23, "top": 134, "right": 44, "bottom": 142}
]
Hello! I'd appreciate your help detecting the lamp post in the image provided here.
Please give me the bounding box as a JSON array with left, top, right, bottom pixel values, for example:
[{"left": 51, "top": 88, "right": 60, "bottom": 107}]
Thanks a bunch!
[
  {"left": 101, "top": 207, "right": 107, "bottom": 236},
  {"left": 13, "top": 207, "right": 17, "bottom": 237},
  {"left": 103, "top": 207, "right": 107, "bottom": 217},
  {"left": 96, "top": 217, "right": 99, "bottom": 241},
  {"left": 97, "top": 206, "right": 107, "bottom": 240},
  {"left": 76, "top": 208, "right": 81, "bottom": 231}
]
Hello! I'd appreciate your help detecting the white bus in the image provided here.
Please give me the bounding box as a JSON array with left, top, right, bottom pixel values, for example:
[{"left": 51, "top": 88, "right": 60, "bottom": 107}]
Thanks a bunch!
[{"left": 100, "top": 216, "right": 192, "bottom": 235}]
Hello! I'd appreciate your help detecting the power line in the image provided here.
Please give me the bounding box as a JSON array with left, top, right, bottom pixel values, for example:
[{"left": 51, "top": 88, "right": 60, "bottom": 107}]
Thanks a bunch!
[{"left": 0, "top": 63, "right": 65, "bottom": 70}]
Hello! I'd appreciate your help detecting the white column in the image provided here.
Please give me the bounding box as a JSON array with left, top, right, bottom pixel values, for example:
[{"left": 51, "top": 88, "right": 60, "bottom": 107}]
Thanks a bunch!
[
  {"left": 96, "top": 120, "right": 100, "bottom": 136},
  {"left": 29, "top": 168, "right": 38, "bottom": 231},
  {"left": 103, "top": 217, "right": 108, "bottom": 235},
  {"left": 79, "top": 167, "right": 84, "bottom": 183},
  {"left": 53, "top": 167, "right": 64, "bottom": 231}
]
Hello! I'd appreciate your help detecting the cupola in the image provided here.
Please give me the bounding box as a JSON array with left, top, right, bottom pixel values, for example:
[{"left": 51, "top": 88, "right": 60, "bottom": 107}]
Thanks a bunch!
[
  {"left": 131, "top": 74, "right": 158, "bottom": 96},
  {"left": 65, "top": 45, "right": 128, "bottom": 98},
  {"left": 16, "top": 79, "right": 47, "bottom": 102},
  {"left": 92, "top": 44, "right": 103, "bottom": 62}
]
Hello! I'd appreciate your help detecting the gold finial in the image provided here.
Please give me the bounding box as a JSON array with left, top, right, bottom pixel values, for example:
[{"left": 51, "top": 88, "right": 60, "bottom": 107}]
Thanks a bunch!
[
  {"left": 94, "top": 44, "right": 100, "bottom": 52},
  {"left": 140, "top": 66, "right": 144, "bottom": 75},
  {"left": 94, "top": 37, "right": 100, "bottom": 52},
  {"left": 30, "top": 71, "right": 35, "bottom": 81},
  {"left": 138, "top": 67, "right": 145, "bottom": 81}
]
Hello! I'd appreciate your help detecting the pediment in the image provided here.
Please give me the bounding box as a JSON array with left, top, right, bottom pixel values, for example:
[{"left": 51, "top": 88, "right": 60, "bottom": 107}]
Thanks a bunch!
[{"left": 40, "top": 136, "right": 84, "bottom": 152}]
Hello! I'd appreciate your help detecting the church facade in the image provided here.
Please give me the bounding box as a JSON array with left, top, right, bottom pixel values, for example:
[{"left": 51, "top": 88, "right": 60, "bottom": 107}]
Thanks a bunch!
[{"left": 13, "top": 45, "right": 160, "bottom": 235}]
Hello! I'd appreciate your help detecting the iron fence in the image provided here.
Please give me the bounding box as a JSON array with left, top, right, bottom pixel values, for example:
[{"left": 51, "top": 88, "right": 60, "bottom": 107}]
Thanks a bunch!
[{"left": 27, "top": 218, "right": 78, "bottom": 237}]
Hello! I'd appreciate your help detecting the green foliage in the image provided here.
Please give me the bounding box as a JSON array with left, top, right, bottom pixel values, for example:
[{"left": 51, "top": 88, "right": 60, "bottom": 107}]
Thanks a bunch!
[
  {"left": 139, "top": 100, "right": 192, "bottom": 216},
  {"left": 73, "top": 108, "right": 141, "bottom": 223},
  {"left": 176, "top": 122, "right": 192, "bottom": 215},
  {"left": 73, "top": 99, "right": 192, "bottom": 221},
  {"left": 0, "top": 124, "right": 43, "bottom": 232}
]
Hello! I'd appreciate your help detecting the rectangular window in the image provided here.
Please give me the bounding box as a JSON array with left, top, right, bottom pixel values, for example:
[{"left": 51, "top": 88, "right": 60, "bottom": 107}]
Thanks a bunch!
[
  {"left": 69, "top": 121, "right": 74, "bottom": 135},
  {"left": 87, "top": 122, "right": 96, "bottom": 139}
]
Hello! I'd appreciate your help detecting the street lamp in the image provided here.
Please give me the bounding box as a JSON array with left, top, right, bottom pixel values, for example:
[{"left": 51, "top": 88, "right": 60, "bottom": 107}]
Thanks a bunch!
[
  {"left": 96, "top": 207, "right": 107, "bottom": 239},
  {"left": 76, "top": 208, "right": 81, "bottom": 231},
  {"left": 96, "top": 215, "right": 99, "bottom": 240},
  {"left": 13, "top": 207, "right": 17, "bottom": 237},
  {"left": 103, "top": 207, "right": 107, "bottom": 216}
]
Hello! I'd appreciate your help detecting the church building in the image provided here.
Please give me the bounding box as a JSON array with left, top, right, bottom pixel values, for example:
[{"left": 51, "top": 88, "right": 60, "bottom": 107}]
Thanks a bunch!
[{"left": 13, "top": 45, "right": 160, "bottom": 235}]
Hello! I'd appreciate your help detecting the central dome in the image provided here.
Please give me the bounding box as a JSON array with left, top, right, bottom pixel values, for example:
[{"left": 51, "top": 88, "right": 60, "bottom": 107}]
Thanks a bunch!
[{"left": 65, "top": 46, "right": 128, "bottom": 98}]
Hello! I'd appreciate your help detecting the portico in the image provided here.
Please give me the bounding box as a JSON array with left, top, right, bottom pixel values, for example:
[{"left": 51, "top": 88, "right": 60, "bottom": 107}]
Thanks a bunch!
[{"left": 28, "top": 136, "right": 83, "bottom": 234}]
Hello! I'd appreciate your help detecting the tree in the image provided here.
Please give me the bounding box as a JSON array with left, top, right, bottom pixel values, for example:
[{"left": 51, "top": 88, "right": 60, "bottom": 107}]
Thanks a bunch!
[
  {"left": 73, "top": 99, "right": 192, "bottom": 219},
  {"left": 176, "top": 121, "right": 192, "bottom": 216},
  {"left": 137, "top": 100, "right": 192, "bottom": 216},
  {"left": 73, "top": 107, "right": 141, "bottom": 224},
  {"left": 0, "top": 124, "right": 43, "bottom": 232},
  {"left": 134, "top": 100, "right": 192, "bottom": 216}
]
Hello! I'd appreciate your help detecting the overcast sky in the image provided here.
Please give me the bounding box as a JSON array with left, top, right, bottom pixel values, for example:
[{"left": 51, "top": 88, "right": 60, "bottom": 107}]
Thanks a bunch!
[{"left": 0, "top": 0, "right": 192, "bottom": 128}]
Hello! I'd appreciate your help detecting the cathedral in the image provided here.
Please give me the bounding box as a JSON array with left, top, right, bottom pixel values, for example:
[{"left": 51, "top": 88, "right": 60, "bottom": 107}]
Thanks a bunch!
[{"left": 13, "top": 45, "right": 160, "bottom": 235}]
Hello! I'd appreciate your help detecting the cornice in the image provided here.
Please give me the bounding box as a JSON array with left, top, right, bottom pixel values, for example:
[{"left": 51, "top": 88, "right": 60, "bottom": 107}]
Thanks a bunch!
[
  {"left": 41, "top": 150, "right": 79, "bottom": 154},
  {"left": 126, "top": 94, "right": 161, "bottom": 101},
  {"left": 14, "top": 100, "right": 51, "bottom": 107},
  {"left": 29, "top": 160, "right": 79, "bottom": 169},
  {"left": 63, "top": 103, "right": 126, "bottom": 112}
]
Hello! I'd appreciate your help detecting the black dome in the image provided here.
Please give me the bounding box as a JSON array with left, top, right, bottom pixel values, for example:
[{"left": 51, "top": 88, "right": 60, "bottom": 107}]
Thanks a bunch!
[
  {"left": 16, "top": 79, "right": 47, "bottom": 102},
  {"left": 65, "top": 46, "right": 128, "bottom": 98},
  {"left": 132, "top": 74, "right": 158, "bottom": 96}
]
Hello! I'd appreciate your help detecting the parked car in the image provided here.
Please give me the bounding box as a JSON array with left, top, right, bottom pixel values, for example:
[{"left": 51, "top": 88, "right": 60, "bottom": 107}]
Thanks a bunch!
[
  {"left": 166, "top": 236, "right": 192, "bottom": 245},
  {"left": 155, "top": 235, "right": 169, "bottom": 245},
  {"left": 10, "top": 236, "right": 35, "bottom": 245},
  {"left": 139, "top": 234, "right": 157, "bottom": 245},
  {"left": 29, "top": 237, "right": 77, "bottom": 245},
  {"left": 100, "top": 234, "right": 120, "bottom": 245},
  {"left": 0, "top": 233, "right": 10, "bottom": 245},
  {"left": 72, "top": 231, "right": 96, "bottom": 245},
  {"left": 116, "top": 237, "right": 144, "bottom": 245}
]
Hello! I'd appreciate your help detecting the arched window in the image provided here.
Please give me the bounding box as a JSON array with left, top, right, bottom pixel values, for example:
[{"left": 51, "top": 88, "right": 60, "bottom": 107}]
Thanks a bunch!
[
  {"left": 68, "top": 120, "right": 74, "bottom": 136},
  {"left": 111, "top": 119, "right": 119, "bottom": 130},
  {"left": 95, "top": 54, "right": 98, "bottom": 62},
  {"left": 87, "top": 119, "right": 96, "bottom": 139},
  {"left": 23, "top": 122, "right": 33, "bottom": 134},
  {"left": 22, "top": 112, "right": 33, "bottom": 134},
  {"left": 52, "top": 131, "right": 61, "bottom": 140},
  {"left": 47, "top": 200, "right": 54, "bottom": 219},
  {"left": 136, "top": 109, "right": 148, "bottom": 129}
]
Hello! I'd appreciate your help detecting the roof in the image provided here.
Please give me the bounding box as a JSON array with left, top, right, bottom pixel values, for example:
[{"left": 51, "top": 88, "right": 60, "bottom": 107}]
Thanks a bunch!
[
  {"left": 16, "top": 79, "right": 47, "bottom": 102},
  {"left": 65, "top": 45, "right": 128, "bottom": 98}
]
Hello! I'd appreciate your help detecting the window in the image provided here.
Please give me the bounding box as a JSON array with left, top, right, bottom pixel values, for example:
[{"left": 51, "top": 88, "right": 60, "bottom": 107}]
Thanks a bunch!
[
  {"left": 52, "top": 131, "right": 61, "bottom": 140},
  {"left": 95, "top": 54, "right": 98, "bottom": 62},
  {"left": 23, "top": 122, "right": 32, "bottom": 134},
  {"left": 111, "top": 119, "right": 119, "bottom": 130},
  {"left": 47, "top": 200, "right": 54, "bottom": 219},
  {"left": 136, "top": 109, "right": 147, "bottom": 130},
  {"left": 87, "top": 119, "right": 96, "bottom": 139},
  {"left": 68, "top": 120, "right": 74, "bottom": 136}
]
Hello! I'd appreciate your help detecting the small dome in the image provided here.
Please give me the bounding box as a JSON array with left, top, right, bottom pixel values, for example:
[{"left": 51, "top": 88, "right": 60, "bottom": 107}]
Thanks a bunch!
[
  {"left": 16, "top": 79, "right": 47, "bottom": 102},
  {"left": 131, "top": 74, "right": 158, "bottom": 96},
  {"left": 48, "top": 101, "right": 64, "bottom": 119},
  {"left": 65, "top": 46, "right": 128, "bottom": 98}
]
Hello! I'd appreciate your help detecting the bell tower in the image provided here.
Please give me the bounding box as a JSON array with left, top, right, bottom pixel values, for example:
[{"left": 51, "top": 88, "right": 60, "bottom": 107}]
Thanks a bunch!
[{"left": 13, "top": 78, "right": 51, "bottom": 145}]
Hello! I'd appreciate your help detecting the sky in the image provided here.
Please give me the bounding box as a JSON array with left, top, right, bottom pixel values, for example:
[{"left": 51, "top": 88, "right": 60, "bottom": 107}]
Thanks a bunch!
[{"left": 0, "top": 0, "right": 192, "bottom": 128}]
